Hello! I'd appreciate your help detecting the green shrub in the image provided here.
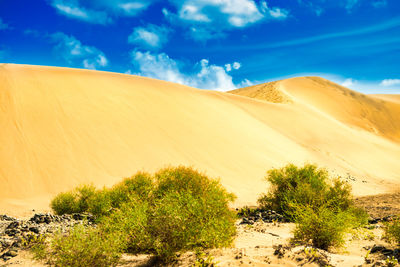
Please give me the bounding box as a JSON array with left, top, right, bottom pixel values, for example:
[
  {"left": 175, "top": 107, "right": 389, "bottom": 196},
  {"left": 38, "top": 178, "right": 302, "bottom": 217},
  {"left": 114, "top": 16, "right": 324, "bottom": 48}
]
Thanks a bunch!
[
  {"left": 50, "top": 185, "right": 98, "bottom": 215},
  {"left": 48, "top": 224, "right": 121, "bottom": 267},
  {"left": 51, "top": 174, "right": 154, "bottom": 218},
  {"left": 50, "top": 191, "right": 78, "bottom": 215},
  {"left": 101, "top": 199, "right": 153, "bottom": 253},
  {"left": 257, "top": 164, "right": 362, "bottom": 220},
  {"left": 108, "top": 172, "right": 153, "bottom": 208},
  {"left": 258, "top": 163, "right": 367, "bottom": 250},
  {"left": 384, "top": 217, "right": 400, "bottom": 246},
  {"left": 102, "top": 166, "right": 236, "bottom": 261},
  {"left": 291, "top": 204, "right": 356, "bottom": 250},
  {"left": 49, "top": 166, "right": 236, "bottom": 262}
]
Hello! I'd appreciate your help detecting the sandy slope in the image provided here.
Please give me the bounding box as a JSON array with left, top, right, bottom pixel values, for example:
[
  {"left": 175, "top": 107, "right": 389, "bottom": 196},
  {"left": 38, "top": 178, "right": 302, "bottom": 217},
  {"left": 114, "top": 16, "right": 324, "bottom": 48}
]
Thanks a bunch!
[
  {"left": 1, "top": 64, "right": 399, "bottom": 215},
  {"left": 370, "top": 94, "right": 400, "bottom": 104}
]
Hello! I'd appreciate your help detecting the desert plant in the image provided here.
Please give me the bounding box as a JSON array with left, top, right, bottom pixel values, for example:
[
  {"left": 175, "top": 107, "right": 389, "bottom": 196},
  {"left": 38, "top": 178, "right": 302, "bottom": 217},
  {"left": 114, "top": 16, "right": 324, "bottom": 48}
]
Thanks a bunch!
[
  {"left": 21, "top": 233, "right": 48, "bottom": 260},
  {"left": 50, "top": 191, "right": 78, "bottom": 215},
  {"left": 50, "top": 184, "right": 98, "bottom": 215},
  {"left": 49, "top": 166, "right": 236, "bottom": 262},
  {"left": 107, "top": 172, "right": 153, "bottom": 208},
  {"left": 257, "top": 163, "right": 366, "bottom": 222},
  {"left": 258, "top": 163, "right": 367, "bottom": 250},
  {"left": 48, "top": 224, "right": 121, "bottom": 267},
  {"left": 102, "top": 166, "right": 236, "bottom": 261},
  {"left": 101, "top": 199, "right": 153, "bottom": 253},
  {"left": 291, "top": 204, "right": 356, "bottom": 250},
  {"left": 384, "top": 217, "right": 400, "bottom": 246}
]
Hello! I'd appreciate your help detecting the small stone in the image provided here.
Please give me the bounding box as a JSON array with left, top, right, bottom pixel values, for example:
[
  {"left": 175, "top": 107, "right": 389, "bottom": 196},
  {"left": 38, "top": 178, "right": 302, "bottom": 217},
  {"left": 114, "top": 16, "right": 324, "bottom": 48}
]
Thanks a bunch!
[
  {"left": 4, "top": 250, "right": 18, "bottom": 257},
  {"left": 2, "top": 255, "right": 12, "bottom": 261},
  {"left": 6, "top": 221, "right": 20, "bottom": 230}
]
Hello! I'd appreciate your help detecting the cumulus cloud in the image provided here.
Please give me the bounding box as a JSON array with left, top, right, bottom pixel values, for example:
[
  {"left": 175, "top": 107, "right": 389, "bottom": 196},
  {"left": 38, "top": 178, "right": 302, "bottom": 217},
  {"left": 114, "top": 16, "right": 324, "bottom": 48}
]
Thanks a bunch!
[
  {"left": 131, "top": 50, "right": 249, "bottom": 91},
  {"left": 342, "top": 78, "right": 356, "bottom": 88},
  {"left": 225, "top": 62, "right": 241, "bottom": 72},
  {"left": 128, "top": 24, "right": 170, "bottom": 49},
  {"left": 51, "top": 32, "right": 108, "bottom": 69},
  {"left": 0, "top": 18, "right": 10, "bottom": 30},
  {"left": 380, "top": 79, "right": 400, "bottom": 87},
  {"left": 49, "top": 0, "right": 156, "bottom": 24},
  {"left": 164, "top": 0, "right": 288, "bottom": 41}
]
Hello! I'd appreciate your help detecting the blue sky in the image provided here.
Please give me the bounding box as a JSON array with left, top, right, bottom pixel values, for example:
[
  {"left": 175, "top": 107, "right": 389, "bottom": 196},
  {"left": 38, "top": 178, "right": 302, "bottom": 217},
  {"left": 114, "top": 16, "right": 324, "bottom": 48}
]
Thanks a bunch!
[{"left": 0, "top": 0, "right": 399, "bottom": 93}]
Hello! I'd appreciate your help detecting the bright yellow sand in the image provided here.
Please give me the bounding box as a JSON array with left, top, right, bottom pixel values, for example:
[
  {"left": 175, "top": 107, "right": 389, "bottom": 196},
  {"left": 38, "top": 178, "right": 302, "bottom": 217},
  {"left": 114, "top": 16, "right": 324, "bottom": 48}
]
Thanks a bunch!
[{"left": 1, "top": 64, "right": 399, "bottom": 215}]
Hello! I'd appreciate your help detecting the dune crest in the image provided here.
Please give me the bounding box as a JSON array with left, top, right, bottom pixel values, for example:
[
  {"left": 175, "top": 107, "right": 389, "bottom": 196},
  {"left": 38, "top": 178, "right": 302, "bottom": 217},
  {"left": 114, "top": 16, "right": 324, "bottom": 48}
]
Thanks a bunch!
[
  {"left": 230, "top": 76, "right": 400, "bottom": 143},
  {"left": 1, "top": 64, "right": 399, "bottom": 215}
]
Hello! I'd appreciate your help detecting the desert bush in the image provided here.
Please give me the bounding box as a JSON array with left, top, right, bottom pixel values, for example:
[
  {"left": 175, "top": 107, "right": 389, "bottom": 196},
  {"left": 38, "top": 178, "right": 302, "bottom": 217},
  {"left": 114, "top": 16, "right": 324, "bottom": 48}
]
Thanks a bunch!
[
  {"left": 50, "top": 184, "right": 98, "bottom": 215},
  {"left": 50, "top": 191, "right": 78, "bottom": 215},
  {"left": 291, "top": 204, "right": 356, "bottom": 249},
  {"left": 384, "top": 217, "right": 400, "bottom": 246},
  {"left": 50, "top": 166, "right": 236, "bottom": 262},
  {"left": 47, "top": 224, "right": 121, "bottom": 267},
  {"left": 102, "top": 166, "right": 236, "bottom": 261},
  {"left": 258, "top": 163, "right": 367, "bottom": 250},
  {"left": 257, "top": 163, "right": 363, "bottom": 220},
  {"left": 51, "top": 173, "right": 154, "bottom": 218},
  {"left": 101, "top": 199, "right": 153, "bottom": 253},
  {"left": 107, "top": 172, "right": 153, "bottom": 208}
]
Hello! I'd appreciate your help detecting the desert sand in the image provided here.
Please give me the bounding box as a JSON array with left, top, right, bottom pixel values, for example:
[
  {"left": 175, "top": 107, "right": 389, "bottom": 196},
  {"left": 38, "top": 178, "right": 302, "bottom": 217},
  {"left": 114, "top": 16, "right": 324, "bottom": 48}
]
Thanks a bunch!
[{"left": 1, "top": 64, "right": 399, "bottom": 216}]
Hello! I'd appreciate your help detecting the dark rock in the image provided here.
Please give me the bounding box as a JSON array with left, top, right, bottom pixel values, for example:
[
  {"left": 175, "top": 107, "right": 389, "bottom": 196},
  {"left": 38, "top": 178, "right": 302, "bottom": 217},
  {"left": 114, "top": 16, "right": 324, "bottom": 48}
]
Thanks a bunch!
[
  {"left": 371, "top": 245, "right": 387, "bottom": 253},
  {"left": 381, "top": 249, "right": 394, "bottom": 256},
  {"left": 4, "top": 250, "right": 18, "bottom": 257},
  {"left": 369, "top": 218, "right": 380, "bottom": 224},
  {"left": 29, "top": 226, "right": 39, "bottom": 234},
  {"left": 0, "top": 215, "right": 16, "bottom": 221},
  {"left": 6, "top": 221, "right": 20, "bottom": 230}
]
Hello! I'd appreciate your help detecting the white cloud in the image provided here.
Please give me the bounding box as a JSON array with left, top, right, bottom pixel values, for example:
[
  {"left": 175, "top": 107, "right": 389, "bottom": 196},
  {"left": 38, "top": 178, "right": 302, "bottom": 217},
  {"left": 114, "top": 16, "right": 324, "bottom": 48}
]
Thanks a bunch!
[
  {"left": 165, "top": 0, "right": 288, "bottom": 41},
  {"left": 0, "top": 18, "right": 9, "bottom": 30},
  {"left": 225, "top": 62, "right": 241, "bottom": 72},
  {"left": 50, "top": 0, "right": 112, "bottom": 24},
  {"left": 260, "top": 1, "right": 289, "bottom": 19},
  {"left": 380, "top": 79, "right": 400, "bottom": 87},
  {"left": 239, "top": 79, "right": 253, "bottom": 88},
  {"left": 128, "top": 24, "right": 170, "bottom": 49},
  {"left": 342, "top": 78, "right": 356, "bottom": 88},
  {"left": 131, "top": 50, "right": 249, "bottom": 91},
  {"left": 233, "top": 62, "right": 241, "bottom": 70},
  {"left": 51, "top": 32, "right": 108, "bottom": 69},
  {"left": 117, "top": 2, "right": 148, "bottom": 15},
  {"left": 49, "top": 0, "right": 155, "bottom": 24}
]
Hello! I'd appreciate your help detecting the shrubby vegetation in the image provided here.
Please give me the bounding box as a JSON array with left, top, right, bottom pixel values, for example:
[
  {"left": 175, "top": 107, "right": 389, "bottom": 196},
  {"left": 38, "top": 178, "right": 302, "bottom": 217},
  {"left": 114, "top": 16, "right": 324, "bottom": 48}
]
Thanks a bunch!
[
  {"left": 45, "top": 166, "right": 236, "bottom": 264},
  {"left": 258, "top": 163, "right": 367, "bottom": 249},
  {"left": 384, "top": 217, "right": 400, "bottom": 246},
  {"left": 49, "top": 225, "right": 121, "bottom": 267},
  {"left": 42, "top": 162, "right": 370, "bottom": 265}
]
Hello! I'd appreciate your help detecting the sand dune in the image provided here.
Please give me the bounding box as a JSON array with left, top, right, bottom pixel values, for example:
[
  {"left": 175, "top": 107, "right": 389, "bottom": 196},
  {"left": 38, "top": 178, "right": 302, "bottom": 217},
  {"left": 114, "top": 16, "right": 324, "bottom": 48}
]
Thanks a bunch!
[
  {"left": 1, "top": 64, "right": 399, "bottom": 215},
  {"left": 371, "top": 94, "right": 400, "bottom": 104}
]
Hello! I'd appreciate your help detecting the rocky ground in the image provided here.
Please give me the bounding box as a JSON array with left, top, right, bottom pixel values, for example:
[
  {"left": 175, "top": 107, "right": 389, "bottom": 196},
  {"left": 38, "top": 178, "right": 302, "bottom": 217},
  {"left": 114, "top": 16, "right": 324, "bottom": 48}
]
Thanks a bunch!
[
  {"left": 0, "top": 213, "right": 94, "bottom": 265},
  {"left": 1, "top": 193, "right": 399, "bottom": 266}
]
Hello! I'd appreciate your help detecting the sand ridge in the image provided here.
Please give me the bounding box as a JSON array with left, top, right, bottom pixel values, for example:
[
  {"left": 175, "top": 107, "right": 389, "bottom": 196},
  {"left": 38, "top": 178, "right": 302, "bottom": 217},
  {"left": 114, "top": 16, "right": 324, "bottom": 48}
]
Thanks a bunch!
[{"left": 1, "top": 64, "right": 399, "bottom": 215}]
